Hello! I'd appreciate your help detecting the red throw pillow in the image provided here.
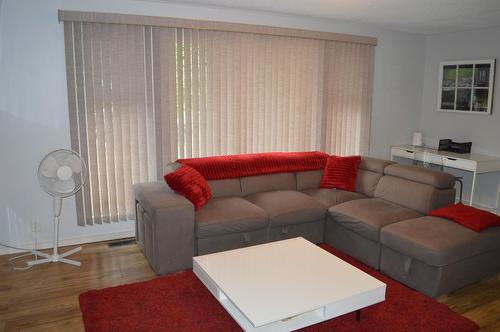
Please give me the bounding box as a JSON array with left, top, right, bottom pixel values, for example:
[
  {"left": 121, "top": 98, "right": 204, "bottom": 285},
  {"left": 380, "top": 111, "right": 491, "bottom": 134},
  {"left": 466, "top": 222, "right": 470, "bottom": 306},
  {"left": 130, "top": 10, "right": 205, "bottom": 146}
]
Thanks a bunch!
[
  {"left": 164, "top": 164, "right": 212, "bottom": 209},
  {"left": 320, "top": 155, "right": 361, "bottom": 192},
  {"left": 428, "top": 203, "right": 500, "bottom": 232}
]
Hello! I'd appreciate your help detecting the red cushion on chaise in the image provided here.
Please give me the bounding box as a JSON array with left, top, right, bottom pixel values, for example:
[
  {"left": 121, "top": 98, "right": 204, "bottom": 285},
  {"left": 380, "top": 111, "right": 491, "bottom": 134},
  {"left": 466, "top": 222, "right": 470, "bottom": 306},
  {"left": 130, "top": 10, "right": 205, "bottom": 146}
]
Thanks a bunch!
[{"left": 428, "top": 202, "right": 500, "bottom": 232}]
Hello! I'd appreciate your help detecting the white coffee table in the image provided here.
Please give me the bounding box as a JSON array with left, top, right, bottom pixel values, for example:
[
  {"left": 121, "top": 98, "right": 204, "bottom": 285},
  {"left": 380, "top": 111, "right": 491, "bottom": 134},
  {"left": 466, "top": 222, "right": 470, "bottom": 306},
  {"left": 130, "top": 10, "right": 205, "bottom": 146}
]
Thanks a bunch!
[{"left": 193, "top": 237, "right": 386, "bottom": 331}]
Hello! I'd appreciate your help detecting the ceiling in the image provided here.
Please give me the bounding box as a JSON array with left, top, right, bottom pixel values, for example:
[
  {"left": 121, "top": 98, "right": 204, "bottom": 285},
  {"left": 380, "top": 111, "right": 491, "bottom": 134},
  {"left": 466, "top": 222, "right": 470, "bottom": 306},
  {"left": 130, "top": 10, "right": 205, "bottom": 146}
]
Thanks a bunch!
[{"left": 156, "top": 0, "right": 500, "bottom": 34}]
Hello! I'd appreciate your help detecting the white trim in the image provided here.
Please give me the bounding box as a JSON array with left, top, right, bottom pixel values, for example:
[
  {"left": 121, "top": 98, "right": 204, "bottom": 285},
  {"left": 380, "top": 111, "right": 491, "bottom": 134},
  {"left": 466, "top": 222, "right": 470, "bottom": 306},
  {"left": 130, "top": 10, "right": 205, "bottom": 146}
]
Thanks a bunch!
[
  {"left": 436, "top": 109, "right": 492, "bottom": 116},
  {"left": 0, "top": 230, "right": 135, "bottom": 256}
]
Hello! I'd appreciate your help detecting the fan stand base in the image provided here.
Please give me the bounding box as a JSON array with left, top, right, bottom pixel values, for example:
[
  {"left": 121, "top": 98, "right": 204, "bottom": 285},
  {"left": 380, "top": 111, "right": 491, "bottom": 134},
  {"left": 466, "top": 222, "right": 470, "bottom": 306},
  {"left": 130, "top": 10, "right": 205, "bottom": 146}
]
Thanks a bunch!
[{"left": 27, "top": 246, "right": 82, "bottom": 267}]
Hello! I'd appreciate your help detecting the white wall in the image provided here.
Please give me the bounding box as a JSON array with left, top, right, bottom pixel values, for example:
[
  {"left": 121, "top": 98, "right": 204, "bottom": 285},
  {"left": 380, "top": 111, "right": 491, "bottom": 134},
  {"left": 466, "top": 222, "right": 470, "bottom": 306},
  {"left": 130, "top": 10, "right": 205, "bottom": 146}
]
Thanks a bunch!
[
  {"left": 418, "top": 27, "right": 500, "bottom": 209},
  {"left": 0, "top": 0, "right": 426, "bottom": 253}
]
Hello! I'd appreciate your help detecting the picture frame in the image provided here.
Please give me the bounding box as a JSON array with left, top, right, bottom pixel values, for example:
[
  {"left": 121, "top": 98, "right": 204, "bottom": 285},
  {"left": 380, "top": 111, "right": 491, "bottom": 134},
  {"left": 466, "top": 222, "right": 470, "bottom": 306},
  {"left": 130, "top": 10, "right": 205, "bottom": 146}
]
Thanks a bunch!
[{"left": 437, "top": 59, "right": 495, "bottom": 115}]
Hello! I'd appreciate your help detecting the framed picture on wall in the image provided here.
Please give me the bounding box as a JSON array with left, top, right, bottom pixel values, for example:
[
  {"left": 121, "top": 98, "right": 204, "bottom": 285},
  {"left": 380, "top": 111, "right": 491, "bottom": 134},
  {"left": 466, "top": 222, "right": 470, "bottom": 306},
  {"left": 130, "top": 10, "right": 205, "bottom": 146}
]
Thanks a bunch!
[{"left": 437, "top": 59, "right": 495, "bottom": 115}]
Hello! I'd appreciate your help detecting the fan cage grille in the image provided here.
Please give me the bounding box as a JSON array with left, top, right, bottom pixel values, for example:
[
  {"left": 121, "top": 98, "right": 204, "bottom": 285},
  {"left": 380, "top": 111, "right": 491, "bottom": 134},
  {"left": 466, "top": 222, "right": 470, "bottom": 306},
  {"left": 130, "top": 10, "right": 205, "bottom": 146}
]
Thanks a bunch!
[{"left": 37, "top": 149, "right": 87, "bottom": 198}]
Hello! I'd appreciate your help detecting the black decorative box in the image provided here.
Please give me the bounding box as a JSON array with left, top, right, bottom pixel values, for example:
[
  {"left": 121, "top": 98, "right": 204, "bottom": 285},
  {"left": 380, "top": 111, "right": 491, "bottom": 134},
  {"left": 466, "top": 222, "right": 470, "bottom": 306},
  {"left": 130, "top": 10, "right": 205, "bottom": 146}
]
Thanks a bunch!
[{"left": 438, "top": 139, "right": 472, "bottom": 154}]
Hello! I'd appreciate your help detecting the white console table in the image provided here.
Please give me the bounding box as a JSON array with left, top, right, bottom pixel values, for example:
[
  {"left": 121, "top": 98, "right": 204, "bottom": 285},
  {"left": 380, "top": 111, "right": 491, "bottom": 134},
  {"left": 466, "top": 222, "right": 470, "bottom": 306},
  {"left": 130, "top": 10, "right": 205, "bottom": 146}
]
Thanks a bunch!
[{"left": 390, "top": 145, "right": 500, "bottom": 210}]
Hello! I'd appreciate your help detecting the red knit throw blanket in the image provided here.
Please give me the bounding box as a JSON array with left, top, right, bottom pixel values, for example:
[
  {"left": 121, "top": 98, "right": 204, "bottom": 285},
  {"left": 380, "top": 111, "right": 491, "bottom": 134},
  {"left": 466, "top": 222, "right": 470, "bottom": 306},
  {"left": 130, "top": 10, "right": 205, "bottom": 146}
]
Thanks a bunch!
[{"left": 177, "top": 151, "right": 328, "bottom": 180}]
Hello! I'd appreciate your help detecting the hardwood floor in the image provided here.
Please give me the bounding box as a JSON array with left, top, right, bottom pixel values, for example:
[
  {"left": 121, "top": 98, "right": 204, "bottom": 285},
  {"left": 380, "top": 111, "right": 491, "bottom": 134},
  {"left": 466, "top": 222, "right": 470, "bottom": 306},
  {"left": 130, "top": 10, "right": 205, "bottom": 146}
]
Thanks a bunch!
[
  {"left": 0, "top": 240, "right": 499, "bottom": 331},
  {"left": 438, "top": 273, "right": 500, "bottom": 331},
  {"left": 0, "top": 241, "right": 155, "bottom": 332}
]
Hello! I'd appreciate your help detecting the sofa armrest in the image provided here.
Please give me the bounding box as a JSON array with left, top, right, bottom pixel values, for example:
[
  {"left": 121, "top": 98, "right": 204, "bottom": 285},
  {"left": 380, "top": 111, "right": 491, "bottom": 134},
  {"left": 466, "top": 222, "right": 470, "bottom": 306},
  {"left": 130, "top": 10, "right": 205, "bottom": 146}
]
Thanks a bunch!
[{"left": 134, "top": 182, "right": 195, "bottom": 275}]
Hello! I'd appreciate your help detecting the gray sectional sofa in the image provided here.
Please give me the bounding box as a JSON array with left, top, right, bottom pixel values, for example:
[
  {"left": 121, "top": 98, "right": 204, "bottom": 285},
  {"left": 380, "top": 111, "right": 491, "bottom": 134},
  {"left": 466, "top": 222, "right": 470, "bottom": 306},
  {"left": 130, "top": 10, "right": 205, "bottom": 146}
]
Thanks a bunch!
[{"left": 134, "top": 156, "right": 500, "bottom": 297}]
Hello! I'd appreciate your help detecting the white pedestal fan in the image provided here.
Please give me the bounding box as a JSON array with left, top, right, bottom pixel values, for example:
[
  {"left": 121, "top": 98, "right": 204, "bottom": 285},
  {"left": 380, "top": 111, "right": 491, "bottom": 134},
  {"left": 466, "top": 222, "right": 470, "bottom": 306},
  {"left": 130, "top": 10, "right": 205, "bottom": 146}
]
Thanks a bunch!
[{"left": 28, "top": 149, "right": 87, "bottom": 267}]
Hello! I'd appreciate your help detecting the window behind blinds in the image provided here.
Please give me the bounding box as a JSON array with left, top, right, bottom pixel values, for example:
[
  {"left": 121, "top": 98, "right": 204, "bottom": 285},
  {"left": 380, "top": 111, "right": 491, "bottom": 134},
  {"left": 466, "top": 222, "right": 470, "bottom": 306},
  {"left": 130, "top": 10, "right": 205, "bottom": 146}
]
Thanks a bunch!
[{"left": 63, "top": 16, "right": 375, "bottom": 225}]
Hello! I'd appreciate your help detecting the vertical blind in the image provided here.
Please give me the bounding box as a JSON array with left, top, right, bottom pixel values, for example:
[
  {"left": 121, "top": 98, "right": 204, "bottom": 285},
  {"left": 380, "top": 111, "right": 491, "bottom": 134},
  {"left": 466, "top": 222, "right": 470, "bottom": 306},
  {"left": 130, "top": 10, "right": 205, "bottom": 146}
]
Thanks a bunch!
[
  {"left": 322, "top": 42, "right": 374, "bottom": 155},
  {"left": 63, "top": 17, "right": 375, "bottom": 225},
  {"left": 64, "top": 22, "right": 158, "bottom": 224},
  {"left": 170, "top": 29, "right": 325, "bottom": 158}
]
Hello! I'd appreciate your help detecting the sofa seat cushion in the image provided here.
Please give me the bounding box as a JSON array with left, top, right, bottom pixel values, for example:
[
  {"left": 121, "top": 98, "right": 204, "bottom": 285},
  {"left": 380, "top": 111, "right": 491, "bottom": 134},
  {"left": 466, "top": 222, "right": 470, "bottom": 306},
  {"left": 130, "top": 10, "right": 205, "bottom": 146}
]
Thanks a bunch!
[
  {"left": 195, "top": 197, "right": 268, "bottom": 238},
  {"left": 381, "top": 216, "right": 500, "bottom": 266},
  {"left": 328, "top": 198, "right": 422, "bottom": 241},
  {"left": 241, "top": 173, "right": 296, "bottom": 196},
  {"left": 301, "top": 188, "right": 366, "bottom": 208},
  {"left": 246, "top": 190, "right": 326, "bottom": 226}
]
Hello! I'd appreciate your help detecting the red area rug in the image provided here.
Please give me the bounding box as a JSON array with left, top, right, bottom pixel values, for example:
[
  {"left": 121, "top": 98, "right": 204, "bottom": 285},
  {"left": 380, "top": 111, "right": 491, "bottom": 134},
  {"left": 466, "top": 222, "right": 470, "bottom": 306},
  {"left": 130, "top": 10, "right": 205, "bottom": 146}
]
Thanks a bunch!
[{"left": 79, "top": 244, "right": 479, "bottom": 332}]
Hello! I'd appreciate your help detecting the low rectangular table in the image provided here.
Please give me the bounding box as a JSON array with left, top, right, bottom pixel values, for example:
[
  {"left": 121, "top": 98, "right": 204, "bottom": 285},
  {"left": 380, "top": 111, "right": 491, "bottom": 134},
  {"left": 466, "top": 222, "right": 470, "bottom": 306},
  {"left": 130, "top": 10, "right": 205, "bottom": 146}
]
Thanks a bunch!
[{"left": 193, "top": 237, "right": 386, "bottom": 331}]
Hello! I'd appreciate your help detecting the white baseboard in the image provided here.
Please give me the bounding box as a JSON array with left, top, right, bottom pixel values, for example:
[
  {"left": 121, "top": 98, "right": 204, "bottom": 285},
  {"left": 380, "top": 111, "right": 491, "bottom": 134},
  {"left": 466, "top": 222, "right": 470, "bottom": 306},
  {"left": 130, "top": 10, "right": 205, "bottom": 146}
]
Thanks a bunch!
[{"left": 0, "top": 230, "right": 135, "bottom": 256}]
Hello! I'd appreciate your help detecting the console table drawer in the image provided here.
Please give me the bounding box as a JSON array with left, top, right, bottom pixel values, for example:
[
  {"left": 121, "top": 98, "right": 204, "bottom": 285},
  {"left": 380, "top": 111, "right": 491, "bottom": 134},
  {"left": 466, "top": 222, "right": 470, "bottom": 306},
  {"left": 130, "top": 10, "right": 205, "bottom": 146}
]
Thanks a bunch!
[
  {"left": 442, "top": 157, "right": 476, "bottom": 171},
  {"left": 419, "top": 153, "right": 444, "bottom": 165},
  {"left": 391, "top": 148, "right": 417, "bottom": 160}
]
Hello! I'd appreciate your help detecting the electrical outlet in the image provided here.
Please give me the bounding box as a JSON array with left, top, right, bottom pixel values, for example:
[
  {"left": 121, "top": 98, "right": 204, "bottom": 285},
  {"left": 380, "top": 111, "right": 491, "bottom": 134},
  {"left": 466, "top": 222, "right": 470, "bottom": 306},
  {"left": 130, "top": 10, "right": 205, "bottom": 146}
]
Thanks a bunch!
[{"left": 31, "top": 221, "right": 40, "bottom": 233}]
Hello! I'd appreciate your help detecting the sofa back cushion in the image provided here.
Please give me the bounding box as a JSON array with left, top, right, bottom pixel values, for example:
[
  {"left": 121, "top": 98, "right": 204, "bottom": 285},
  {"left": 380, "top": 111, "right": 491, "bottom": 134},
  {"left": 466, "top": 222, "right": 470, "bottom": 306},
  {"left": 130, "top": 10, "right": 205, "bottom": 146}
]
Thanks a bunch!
[
  {"left": 275, "top": 170, "right": 388, "bottom": 198},
  {"left": 374, "top": 176, "right": 455, "bottom": 214},
  {"left": 356, "top": 169, "right": 382, "bottom": 197},
  {"left": 207, "top": 178, "right": 242, "bottom": 198},
  {"left": 384, "top": 164, "right": 455, "bottom": 189},
  {"left": 354, "top": 157, "right": 395, "bottom": 197},
  {"left": 359, "top": 157, "right": 395, "bottom": 174},
  {"left": 296, "top": 156, "right": 394, "bottom": 195},
  {"left": 241, "top": 173, "right": 296, "bottom": 196},
  {"left": 296, "top": 170, "right": 323, "bottom": 191},
  {"left": 374, "top": 163, "right": 456, "bottom": 213}
]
